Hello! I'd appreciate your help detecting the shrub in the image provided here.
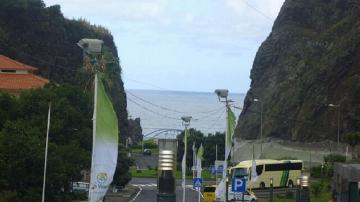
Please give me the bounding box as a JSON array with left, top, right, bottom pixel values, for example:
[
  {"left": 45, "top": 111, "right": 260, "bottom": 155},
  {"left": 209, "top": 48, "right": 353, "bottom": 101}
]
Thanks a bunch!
[{"left": 311, "top": 181, "right": 324, "bottom": 197}]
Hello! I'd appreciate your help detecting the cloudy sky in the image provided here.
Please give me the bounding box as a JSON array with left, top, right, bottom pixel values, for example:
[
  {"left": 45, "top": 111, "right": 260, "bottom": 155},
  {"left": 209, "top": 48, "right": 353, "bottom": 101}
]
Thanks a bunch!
[{"left": 43, "top": 0, "right": 285, "bottom": 93}]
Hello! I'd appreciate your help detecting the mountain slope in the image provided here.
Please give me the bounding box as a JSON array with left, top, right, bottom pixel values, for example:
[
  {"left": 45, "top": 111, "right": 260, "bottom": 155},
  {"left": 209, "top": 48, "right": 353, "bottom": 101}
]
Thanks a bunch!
[
  {"left": 0, "top": 0, "right": 132, "bottom": 140},
  {"left": 236, "top": 0, "right": 360, "bottom": 141}
]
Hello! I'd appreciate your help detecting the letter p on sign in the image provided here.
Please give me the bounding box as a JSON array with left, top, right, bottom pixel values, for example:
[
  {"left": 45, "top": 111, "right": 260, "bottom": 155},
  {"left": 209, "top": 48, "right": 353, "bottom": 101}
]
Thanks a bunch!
[{"left": 231, "top": 177, "right": 246, "bottom": 193}]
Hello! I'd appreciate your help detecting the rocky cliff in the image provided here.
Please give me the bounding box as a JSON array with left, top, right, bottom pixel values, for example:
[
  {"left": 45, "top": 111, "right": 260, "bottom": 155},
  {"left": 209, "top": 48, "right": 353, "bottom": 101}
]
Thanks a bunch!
[
  {"left": 235, "top": 0, "right": 360, "bottom": 141},
  {"left": 0, "top": 0, "right": 138, "bottom": 141}
]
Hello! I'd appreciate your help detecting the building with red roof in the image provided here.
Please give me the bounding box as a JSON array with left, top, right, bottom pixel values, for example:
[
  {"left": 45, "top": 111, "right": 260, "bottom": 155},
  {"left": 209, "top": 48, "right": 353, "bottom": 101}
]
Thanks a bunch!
[{"left": 0, "top": 55, "right": 49, "bottom": 93}]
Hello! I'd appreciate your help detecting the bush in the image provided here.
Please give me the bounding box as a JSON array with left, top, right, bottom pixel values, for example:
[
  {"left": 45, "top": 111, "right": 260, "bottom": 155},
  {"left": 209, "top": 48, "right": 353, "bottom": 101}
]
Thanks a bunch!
[
  {"left": 310, "top": 166, "right": 323, "bottom": 178},
  {"left": 311, "top": 181, "right": 324, "bottom": 197}
]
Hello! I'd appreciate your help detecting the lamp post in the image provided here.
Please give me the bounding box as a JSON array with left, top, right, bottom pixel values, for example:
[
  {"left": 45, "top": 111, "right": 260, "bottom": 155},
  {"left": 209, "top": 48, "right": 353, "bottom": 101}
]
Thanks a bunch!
[
  {"left": 181, "top": 116, "right": 192, "bottom": 202},
  {"left": 328, "top": 104, "right": 340, "bottom": 149},
  {"left": 215, "top": 89, "right": 230, "bottom": 202},
  {"left": 77, "top": 38, "right": 104, "bottom": 201},
  {"left": 269, "top": 177, "right": 274, "bottom": 202},
  {"left": 254, "top": 98, "right": 263, "bottom": 155}
]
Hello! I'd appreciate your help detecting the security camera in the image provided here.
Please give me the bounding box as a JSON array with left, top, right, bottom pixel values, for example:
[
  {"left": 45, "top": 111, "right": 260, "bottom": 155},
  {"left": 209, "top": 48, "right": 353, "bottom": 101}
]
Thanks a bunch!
[
  {"left": 77, "top": 39, "right": 104, "bottom": 54},
  {"left": 181, "top": 116, "right": 192, "bottom": 123},
  {"left": 215, "top": 89, "right": 229, "bottom": 98}
]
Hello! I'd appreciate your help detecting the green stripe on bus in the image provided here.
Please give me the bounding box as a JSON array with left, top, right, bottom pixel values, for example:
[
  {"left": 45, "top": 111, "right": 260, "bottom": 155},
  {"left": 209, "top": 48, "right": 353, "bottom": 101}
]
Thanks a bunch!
[{"left": 280, "top": 160, "right": 290, "bottom": 187}]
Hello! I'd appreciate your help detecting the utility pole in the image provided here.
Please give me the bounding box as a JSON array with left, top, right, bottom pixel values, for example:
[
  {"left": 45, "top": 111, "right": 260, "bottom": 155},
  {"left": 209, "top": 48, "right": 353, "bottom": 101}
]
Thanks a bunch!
[
  {"left": 181, "top": 116, "right": 192, "bottom": 202},
  {"left": 254, "top": 98, "right": 263, "bottom": 155},
  {"left": 328, "top": 104, "right": 341, "bottom": 151},
  {"left": 215, "top": 89, "right": 232, "bottom": 202}
]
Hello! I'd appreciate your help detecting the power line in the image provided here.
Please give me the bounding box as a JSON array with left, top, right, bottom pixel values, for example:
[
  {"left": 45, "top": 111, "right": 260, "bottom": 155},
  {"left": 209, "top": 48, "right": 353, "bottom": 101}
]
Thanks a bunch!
[
  {"left": 203, "top": 110, "right": 226, "bottom": 135},
  {"left": 127, "top": 90, "right": 227, "bottom": 115},
  {"left": 241, "top": 0, "right": 274, "bottom": 21},
  {"left": 127, "top": 96, "right": 180, "bottom": 121}
]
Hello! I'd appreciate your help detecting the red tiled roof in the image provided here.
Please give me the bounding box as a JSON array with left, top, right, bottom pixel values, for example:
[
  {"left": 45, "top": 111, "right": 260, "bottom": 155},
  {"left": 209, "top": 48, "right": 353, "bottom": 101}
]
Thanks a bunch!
[
  {"left": 0, "top": 55, "right": 37, "bottom": 71},
  {"left": 0, "top": 74, "right": 49, "bottom": 91}
]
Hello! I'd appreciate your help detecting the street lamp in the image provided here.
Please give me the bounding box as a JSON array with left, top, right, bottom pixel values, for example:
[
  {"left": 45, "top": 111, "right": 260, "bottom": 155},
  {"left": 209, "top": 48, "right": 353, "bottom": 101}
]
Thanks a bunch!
[
  {"left": 328, "top": 104, "right": 340, "bottom": 148},
  {"left": 254, "top": 98, "right": 263, "bottom": 155},
  {"left": 78, "top": 38, "right": 104, "bottom": 201},
  {"left": 215, "top": 89, "right": 231, "bottom": 202},
  {"left": 181, "top": 116, "right": 192, "bottom": 202}
]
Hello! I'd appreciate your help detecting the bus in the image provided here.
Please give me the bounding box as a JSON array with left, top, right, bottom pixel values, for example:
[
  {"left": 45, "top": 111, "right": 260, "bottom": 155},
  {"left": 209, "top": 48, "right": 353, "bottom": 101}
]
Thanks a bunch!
[{"left": 230, "top": 159, "right": 303, "bottom": 189}]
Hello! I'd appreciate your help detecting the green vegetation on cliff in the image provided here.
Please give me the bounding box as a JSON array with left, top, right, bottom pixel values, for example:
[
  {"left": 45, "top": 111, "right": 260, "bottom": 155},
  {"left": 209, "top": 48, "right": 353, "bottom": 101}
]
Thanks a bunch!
[
  {"left": 236, "top": 0, "right": 360, "bottom": 141},
  {"left": 0, "top": 0, "right": 135, "bottom": 201}
]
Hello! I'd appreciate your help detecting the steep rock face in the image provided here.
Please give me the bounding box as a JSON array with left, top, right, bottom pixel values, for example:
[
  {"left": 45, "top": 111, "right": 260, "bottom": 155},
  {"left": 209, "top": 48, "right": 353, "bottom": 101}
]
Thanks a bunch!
[
  {"left": 235, "top": 0, "right": 360, "bottom": 141},
  {"left": 0, "top": 0, "right": 131, "bottom": 140}
]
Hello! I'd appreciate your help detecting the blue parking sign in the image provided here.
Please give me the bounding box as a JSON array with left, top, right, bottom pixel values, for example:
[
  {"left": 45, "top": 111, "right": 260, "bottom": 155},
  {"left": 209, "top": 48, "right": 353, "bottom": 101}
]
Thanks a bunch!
[{"left": 232, "top": 177, "right": 246, "bottom": 193}]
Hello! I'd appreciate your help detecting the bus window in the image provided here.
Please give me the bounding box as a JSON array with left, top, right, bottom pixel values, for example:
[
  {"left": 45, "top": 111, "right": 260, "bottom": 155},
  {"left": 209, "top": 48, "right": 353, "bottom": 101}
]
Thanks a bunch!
[
  {"left": 234, "top": 168, "right": 248, "bottom": 178},
  {"left": 256, "top": 165, "right": 264, "bottom": 175}
]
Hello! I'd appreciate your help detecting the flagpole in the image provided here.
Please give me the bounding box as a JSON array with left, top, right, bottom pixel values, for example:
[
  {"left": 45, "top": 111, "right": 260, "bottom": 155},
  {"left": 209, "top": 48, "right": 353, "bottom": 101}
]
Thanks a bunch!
[
  {"left": 182, "top": 126, "right": 187, "bottom": 202},
  {"left": 42, "top": 103, "right": 51, "bottom": 202},
  {"left": 193, "top": 142, "right": 196, "bottom": 179},
  {"left": 215, "top": 144, "right": 218, "bottom": 184},
  {"left": 181, "top": 116, "right": 192, "bottom": 202},
  {"left": 89, "top": 73, "right": 98, "bottom": 201}
]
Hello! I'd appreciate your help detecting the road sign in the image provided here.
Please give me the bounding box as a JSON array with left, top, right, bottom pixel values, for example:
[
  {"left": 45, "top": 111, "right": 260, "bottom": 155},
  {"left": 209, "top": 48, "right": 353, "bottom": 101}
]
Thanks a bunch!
[
  {"left": 193, "top": 178, "right": 203, "bottom": 188},
  {"left": 209, "top": 165, "right": 224, "bottom": 175},
  {"left": 232, "top": 177, "right": 246, "bottom": 193},
  {"left": 216, "top": 165, "right": 224, "bottom": 174}
]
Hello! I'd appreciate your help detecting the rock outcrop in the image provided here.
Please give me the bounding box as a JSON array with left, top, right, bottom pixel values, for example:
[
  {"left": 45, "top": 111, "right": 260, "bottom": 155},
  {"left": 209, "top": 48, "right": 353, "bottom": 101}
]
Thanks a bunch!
[{"left": 236, "top": 0, "right": 360, "bottom": 141}]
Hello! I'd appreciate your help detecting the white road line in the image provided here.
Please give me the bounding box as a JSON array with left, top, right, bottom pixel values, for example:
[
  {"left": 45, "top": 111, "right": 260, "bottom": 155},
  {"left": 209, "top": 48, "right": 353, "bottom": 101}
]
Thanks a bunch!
[
  {"left": 129, "top": 186, "right": 142, "bottom": 202},
  {"left": 187, "top": 187, "right": 204, "bottom": 199}
]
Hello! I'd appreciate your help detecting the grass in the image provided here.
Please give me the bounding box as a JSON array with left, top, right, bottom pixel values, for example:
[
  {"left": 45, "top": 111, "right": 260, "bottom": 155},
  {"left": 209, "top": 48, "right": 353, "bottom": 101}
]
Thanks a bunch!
[
  {"left": 130, "top": 168, "right": 215, "bottom": 180},
  {"left": 273, "top": 178, "right": 332, "bottom": 202},
  {"left": 273, "top": 191, "right": 331, "bottom": 202}
]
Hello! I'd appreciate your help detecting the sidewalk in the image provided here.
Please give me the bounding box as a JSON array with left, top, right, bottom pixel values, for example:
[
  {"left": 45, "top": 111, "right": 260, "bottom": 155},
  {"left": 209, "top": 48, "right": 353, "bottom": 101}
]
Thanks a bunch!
[{"left": 104, "top": 185, "right": 140, "bottom": 202}]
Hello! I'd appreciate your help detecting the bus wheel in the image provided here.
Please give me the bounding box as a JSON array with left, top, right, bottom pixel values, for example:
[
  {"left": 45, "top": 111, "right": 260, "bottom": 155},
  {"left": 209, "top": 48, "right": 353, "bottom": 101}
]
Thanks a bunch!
[
  {"left": 288, "top": 180, "right": 294, "bottom": 188},
  {"left": 260, "top": 182, "right": 265, "bottom": 189}
]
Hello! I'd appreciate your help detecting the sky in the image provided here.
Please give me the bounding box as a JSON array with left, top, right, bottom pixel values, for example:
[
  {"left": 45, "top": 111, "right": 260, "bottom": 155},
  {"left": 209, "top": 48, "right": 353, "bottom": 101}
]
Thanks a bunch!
[{"left": 43, "top": 0, "right": 285, "bottom": 93}]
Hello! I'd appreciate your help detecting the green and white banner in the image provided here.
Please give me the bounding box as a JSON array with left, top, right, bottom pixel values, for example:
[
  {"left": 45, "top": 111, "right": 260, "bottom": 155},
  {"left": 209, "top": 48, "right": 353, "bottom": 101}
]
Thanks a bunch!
[
  {"left": 196, "top": 144, "right": 203, "bottom": 178},
  {"left": 90, "top": 74, "right": 119, "bottom": 202}
]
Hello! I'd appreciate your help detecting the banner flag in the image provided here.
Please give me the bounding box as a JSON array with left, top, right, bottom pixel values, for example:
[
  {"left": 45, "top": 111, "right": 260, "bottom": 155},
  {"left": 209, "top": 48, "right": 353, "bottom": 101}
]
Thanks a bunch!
[
  {"left": 181, "top": 129, "right": 189, "bottom": 188},
  {"left": 196, "top": 144, "right": 204, "bottom": 178},
  {"left": 251, "top": 160, "right": 258, "bottom": 182},
  {"left": 89, "top": 74, "right": 119, "bottom": 202},
  {"left": 215, "top": 106, "right": 236, "bottom": 200}
]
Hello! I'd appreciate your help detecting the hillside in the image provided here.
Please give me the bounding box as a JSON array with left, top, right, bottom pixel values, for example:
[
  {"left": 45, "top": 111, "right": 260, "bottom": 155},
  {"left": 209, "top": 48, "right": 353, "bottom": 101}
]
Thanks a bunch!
[
  {"left": 0, "top": 0, "right": 142, "bottom": 141},
  {"left": 0, "top": 1, "right": 138, "bottom": 201},
  {"left": 235, "top": 0, "right": 360, "bottom": 141}
]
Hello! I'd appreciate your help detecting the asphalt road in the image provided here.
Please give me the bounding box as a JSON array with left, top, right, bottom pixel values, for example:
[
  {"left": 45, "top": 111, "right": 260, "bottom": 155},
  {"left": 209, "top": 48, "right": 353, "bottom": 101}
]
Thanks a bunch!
[{"left": 130, "top": 177, "right": 203, "bottom": 202}]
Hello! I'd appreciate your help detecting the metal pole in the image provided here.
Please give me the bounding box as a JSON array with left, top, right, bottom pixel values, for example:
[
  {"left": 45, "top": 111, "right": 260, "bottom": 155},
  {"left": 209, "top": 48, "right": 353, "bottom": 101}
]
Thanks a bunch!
[
  {"left": 215, "top": 144, "right": 218, "bottom": 184},
  {"left": 183, "top": 125, "right": 187, "bottom": 202},
  {"left": 89, "top": 73, "right": 98, "bottom": 201},
  {"left": 260, "top": 101, "right": 263, "bottom": 155},
  {"left": 198, "top": 187, "right": 201, "bottom": 202},
  {"left": 42, "top": 103, "right": 51, "bottom": 202},
  {"left": 337, "top": 105, "right": 340, "bottom": 149},
  {"left": 225, "top": 98, "right": 229, "bottom": 202},
  {"left": 269, "top": 180, "right": 273, "bottom": 202}
]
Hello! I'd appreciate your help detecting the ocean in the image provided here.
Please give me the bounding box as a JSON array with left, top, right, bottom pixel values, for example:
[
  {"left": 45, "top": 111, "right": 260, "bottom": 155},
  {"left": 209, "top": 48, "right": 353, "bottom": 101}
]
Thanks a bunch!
[{"left": 126, "top": 89, "right": 245, "bottom": 138}]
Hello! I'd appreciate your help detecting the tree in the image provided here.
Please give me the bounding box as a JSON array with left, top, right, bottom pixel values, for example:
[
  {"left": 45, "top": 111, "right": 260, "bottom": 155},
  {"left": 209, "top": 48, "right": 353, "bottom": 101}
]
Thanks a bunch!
[{"left": 344, "top": 132, "right": 360, "bottom": 159}]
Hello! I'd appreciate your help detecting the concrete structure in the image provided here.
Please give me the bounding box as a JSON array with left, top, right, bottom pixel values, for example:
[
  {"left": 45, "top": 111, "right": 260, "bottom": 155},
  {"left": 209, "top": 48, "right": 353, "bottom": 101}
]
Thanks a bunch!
[
  {"left": 332, "top": 163, "right": 360, "bottom": 202},
  {"left": 0, "top": 55, "right": 49, "bottom": 93}
]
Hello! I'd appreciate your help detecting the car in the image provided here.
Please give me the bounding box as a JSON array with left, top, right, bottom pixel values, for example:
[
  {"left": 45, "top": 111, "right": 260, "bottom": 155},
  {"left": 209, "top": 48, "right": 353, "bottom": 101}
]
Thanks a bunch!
[
  {"left": 215, "top": 190, "right": 257, "bottom": 202},
  {"left": 228, "top": 190, "right": 257, "bottom": 202},
  {"left": 143, "top": 149, "right": 152, "bottom": 156}
]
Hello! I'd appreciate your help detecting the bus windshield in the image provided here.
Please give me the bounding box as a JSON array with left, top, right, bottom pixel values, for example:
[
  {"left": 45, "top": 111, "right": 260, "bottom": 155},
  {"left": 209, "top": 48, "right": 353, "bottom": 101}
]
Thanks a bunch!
[{"left": 233, "top": 168, "right": 248, "bottom": 178}]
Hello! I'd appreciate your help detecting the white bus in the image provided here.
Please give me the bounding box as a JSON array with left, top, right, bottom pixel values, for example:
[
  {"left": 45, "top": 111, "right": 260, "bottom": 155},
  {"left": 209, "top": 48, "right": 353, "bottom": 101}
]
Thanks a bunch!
[{"left": 230, "top": 159, "right": 303, "bottom": 189}]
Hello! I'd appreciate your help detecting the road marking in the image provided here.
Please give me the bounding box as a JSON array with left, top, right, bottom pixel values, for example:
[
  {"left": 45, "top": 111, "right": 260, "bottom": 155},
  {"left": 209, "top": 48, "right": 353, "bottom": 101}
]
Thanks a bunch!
[
  {"left": 130, "top": 186, "right": 142, "bottom": 202},
  {"left": 132, "top": 183, "right": 157, "bottom": 187},
  {"left": 187, "top": 186, "right": 204, "bottom": 199}
]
